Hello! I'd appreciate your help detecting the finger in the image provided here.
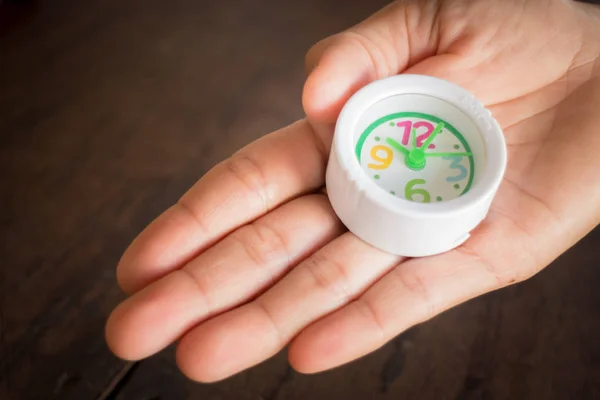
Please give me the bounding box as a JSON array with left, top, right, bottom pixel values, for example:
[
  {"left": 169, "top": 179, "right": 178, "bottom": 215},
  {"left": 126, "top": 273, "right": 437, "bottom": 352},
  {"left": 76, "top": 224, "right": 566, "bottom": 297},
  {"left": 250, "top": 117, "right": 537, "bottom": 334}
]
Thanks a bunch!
[
  {"left": 175, "top": 233, "right": 405, "bottom": 382},
  {"left": 106, "top": 194, "right": 344, "bottom": 360},
  {"left": 402, "top": 0, "right": 594, "bottom": 106},
  {"left": 303, "top": 1, "right": 440, "bottom": 123},
  {"left": 117, "top": 119, "right": 330, "bottom": 294},
  {"left": 304, "top": 34, "right": 336, "bottom": 75},
  {"left": 287, "top": 213, "right": 540, "bottom": 374}
]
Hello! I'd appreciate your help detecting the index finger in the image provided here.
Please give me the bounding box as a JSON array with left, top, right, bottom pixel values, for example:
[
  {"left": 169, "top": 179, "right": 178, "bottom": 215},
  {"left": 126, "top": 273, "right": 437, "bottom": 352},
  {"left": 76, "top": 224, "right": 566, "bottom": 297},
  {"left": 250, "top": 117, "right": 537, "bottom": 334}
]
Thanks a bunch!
[{"left": 117, "top": 119, "right": 330, "bottom": 293}]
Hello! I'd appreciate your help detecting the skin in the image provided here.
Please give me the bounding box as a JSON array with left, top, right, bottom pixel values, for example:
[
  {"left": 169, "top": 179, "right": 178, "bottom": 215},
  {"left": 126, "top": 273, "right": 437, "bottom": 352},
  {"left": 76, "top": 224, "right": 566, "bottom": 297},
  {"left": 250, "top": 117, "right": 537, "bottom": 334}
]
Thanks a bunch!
[{"left": 105, "top": 0, "right": 600, "bottom": 382}]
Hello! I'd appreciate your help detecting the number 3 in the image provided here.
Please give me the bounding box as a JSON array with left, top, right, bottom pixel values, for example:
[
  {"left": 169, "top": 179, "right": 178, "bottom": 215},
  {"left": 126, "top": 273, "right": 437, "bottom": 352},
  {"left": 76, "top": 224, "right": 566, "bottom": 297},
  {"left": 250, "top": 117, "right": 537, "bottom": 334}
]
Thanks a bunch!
[{"left": 443, "top": 156, "right": 467, "bottom": 182}]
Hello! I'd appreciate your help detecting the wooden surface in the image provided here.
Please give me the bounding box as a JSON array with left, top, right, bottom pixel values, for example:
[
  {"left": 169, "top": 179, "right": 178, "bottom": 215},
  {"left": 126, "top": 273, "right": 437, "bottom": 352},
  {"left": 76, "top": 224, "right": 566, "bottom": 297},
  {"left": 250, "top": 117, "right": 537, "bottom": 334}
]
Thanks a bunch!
[{"left": 1, "top": 0, "right": 599, "bottom": 399}]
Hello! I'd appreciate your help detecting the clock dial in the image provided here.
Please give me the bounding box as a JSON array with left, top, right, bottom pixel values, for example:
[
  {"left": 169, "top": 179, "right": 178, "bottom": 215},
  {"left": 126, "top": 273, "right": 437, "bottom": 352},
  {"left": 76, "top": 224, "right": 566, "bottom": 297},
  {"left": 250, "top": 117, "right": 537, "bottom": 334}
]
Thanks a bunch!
[{"left": 356, "top": 112, "right": 476, "bottom": 203}]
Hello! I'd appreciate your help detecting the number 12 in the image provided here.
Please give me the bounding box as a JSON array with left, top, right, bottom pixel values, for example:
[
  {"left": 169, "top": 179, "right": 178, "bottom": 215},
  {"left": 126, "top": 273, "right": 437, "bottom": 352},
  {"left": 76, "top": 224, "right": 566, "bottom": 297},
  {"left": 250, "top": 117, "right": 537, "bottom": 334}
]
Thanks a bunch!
[{"left": 396, "top": 121, "right": 436, "bottom": 149}]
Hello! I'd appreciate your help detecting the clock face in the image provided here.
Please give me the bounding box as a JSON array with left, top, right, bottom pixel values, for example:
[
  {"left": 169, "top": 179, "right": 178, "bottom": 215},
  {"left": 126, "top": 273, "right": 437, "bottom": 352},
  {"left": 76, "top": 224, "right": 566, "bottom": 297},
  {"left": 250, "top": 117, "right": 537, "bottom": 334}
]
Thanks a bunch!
[{"left": 356, "top": 112, "right": 477, "bottom": 203}]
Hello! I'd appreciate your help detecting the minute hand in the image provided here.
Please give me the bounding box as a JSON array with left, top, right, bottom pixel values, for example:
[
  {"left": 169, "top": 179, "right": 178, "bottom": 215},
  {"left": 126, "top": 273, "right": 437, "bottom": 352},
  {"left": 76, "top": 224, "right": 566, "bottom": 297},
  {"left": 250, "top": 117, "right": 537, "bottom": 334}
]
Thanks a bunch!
[
  {"left": 421, "top": 122, "right": 445, "bottom": 150},
  {"left": 385, "top": 137, "right": 410, "bottom": 157},
  {"left": 426, "top": 152, "right": 472, "bottom": 157}
]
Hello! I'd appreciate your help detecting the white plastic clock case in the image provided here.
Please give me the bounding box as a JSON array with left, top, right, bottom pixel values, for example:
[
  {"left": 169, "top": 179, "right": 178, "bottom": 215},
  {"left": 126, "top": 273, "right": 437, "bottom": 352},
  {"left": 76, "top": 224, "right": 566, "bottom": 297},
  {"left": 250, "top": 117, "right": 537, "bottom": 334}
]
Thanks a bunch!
[{"left": 325, "top": 74, "right": 507, "bottom": 257}]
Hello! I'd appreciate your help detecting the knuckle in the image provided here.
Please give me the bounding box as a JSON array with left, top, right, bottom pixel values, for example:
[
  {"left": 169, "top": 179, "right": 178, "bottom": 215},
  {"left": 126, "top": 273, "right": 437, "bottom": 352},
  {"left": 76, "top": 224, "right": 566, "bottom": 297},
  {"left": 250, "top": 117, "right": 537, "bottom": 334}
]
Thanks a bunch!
[
  {"left": 302, "top": 252, "right": 352, "bottom": 305},
  {"left": 342, "top": 30, "right": 387, "bottom": 78},
  {"left": 177, "top": 267, "right": 213, "bottom": 311},
  {"left": 355, "top": 297, "right": 386, "bottom": 342},
  {"left": 176, "top": 199, "right": 209, "bottom": 235},
  {"left": 391, "top": 266, "right": 437, "bottom": 321},
  {"left": 225, "top": 153, "right": 272, "bottom": 213},
  {"left": 234, "top": 221, "right": 291, "bottom": 268},
  {"left": 254, "top": 299, "right": 285, "bottom": 346}
]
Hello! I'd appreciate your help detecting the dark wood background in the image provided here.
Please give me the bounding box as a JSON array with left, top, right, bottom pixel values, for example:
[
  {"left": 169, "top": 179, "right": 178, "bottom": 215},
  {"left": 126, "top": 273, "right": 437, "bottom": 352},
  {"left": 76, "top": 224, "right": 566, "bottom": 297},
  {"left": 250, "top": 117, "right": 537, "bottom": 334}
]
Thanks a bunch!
[{"left": 1, "top": 0, "right": 599, "bottom": 399}]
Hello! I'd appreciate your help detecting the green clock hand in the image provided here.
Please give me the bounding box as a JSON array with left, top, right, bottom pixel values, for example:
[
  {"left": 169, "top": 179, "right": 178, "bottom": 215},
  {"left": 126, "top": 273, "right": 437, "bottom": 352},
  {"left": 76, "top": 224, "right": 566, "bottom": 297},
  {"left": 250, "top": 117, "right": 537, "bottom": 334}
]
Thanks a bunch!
[
  {"left": 421, "top": 122, "right": 444, "bottom": 150},
  {"left": 385, "top": 137, "right": 410, "bottom": 157},
  {"left": 411, "top": 127, "right": 417, "bottom": 149},
  {"left": 425, "top": 152, "right": 473, "bottom": 157}
]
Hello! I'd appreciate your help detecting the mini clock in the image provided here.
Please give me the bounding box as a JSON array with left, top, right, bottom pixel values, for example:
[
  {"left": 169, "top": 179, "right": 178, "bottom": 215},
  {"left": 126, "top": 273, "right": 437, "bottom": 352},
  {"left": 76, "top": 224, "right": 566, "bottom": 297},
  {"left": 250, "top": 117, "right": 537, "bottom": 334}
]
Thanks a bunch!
[{"left": 325, "top": 74, "right": 507, "bottom": 257}]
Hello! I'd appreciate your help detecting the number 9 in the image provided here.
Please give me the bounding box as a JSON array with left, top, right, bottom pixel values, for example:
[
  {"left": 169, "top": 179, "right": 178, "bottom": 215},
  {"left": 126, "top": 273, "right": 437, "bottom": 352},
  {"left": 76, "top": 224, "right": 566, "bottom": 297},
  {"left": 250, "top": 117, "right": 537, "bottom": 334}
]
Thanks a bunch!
[{"left": 368, "top": 145, "right": 393, "bottom": 170}]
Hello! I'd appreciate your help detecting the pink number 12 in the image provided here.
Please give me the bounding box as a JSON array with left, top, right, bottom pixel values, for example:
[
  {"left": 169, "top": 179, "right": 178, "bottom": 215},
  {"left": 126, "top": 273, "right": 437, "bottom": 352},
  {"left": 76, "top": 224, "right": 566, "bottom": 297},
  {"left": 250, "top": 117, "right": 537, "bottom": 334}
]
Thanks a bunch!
[{"left": 396, "top": 120, "right": 436, "bottom": 149}]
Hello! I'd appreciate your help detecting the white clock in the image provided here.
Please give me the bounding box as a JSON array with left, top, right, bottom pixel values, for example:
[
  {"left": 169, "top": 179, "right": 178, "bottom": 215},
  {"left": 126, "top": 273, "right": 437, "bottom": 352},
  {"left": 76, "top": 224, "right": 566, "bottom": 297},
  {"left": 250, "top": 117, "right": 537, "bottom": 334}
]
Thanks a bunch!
[{"left": 325, "top": 74, "right": 507, "bottom": 257}]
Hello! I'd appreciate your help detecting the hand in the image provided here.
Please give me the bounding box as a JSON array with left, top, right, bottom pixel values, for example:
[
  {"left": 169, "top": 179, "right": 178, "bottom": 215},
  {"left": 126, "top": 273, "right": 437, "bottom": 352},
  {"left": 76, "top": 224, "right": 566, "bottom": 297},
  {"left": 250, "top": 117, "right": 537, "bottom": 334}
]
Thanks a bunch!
[
  {"left": 105, "top": 0, "right": 600, "bottom": 382},
  {"left": 386, "top": 136, "right": 410, "bottom": 156}
]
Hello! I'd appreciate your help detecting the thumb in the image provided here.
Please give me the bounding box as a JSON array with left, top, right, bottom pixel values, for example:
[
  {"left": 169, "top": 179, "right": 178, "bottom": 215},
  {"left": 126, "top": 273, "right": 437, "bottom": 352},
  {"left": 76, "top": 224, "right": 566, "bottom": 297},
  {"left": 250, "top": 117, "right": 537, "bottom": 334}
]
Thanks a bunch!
[{"left": 302, "top": 1, "right": 441, "bottom": 124}]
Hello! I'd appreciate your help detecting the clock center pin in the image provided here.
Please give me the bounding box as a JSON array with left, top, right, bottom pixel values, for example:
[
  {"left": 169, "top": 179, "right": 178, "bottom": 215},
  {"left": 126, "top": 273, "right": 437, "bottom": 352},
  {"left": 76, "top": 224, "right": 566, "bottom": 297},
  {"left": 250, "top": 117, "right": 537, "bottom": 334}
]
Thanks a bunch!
[{"left": 406, "top": 148, "right": 426, "bottom": 171}]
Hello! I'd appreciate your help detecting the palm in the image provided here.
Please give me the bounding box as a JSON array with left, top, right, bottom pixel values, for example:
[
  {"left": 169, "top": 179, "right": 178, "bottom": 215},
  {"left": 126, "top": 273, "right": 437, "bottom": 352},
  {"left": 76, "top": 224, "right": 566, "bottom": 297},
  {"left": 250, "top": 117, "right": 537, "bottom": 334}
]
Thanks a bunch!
[
  {"left": 484, "top": 81, "right": 600, "bottom": 277},
  {"left": 106, "top": 0, "right": 600, "bottom": 382}
]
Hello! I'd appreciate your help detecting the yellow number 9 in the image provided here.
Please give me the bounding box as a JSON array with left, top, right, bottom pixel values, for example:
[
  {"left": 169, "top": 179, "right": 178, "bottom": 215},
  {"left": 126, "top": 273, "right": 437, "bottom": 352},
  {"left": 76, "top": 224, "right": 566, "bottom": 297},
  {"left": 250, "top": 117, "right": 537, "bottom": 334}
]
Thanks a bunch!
[{"left": 368, "top": 145, "right": 393, "bottom": 170}]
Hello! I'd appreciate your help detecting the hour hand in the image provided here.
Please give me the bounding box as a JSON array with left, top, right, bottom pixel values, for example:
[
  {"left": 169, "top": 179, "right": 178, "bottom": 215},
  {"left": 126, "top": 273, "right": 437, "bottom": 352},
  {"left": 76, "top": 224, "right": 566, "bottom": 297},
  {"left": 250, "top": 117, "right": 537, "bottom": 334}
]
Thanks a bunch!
[{"left": 385, "top": 137, "right": 410, "bottom": 157}]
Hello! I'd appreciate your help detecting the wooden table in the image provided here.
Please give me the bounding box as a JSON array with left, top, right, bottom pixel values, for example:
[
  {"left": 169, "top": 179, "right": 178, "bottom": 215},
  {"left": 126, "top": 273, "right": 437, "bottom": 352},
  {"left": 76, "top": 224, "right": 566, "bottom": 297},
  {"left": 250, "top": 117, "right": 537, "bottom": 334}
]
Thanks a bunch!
[{"left": 1, "top": 0, "right": 599, "bottom": 399}]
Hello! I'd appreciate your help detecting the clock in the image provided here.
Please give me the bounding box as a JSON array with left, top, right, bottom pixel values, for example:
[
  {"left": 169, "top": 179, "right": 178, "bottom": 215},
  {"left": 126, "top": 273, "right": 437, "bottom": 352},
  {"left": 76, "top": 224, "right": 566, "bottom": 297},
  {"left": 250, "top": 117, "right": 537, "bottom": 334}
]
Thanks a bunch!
[{"left": 325, "top": 74, "right": 507, "bottom": 257}]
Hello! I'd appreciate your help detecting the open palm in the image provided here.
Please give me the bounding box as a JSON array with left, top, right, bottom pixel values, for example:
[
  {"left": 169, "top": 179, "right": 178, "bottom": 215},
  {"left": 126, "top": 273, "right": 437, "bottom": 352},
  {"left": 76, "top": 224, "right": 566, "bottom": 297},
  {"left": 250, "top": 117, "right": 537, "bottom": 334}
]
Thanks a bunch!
[{"left": 106, "top": 0, "right": 600, "bottom": 382}]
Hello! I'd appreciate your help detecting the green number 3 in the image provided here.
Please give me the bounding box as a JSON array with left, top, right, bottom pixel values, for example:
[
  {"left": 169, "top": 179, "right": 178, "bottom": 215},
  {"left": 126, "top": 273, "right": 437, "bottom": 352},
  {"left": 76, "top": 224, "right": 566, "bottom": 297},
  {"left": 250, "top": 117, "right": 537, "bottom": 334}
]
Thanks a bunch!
[{"left": 405, "top": 179, "right": 431, "bottom": 203}]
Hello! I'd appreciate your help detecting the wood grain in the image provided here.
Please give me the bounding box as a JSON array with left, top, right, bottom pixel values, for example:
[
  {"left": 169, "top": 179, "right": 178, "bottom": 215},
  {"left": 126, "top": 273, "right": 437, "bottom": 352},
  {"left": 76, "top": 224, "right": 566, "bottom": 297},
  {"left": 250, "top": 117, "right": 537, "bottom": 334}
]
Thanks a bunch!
[{"left": 1, "top": 0, "right": 599, "bottom": 399}]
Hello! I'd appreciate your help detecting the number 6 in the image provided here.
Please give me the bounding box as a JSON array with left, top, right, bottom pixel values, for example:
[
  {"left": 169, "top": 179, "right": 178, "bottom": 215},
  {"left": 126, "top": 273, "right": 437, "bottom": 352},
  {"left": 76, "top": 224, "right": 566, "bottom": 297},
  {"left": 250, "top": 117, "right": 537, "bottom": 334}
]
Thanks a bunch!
[{"left": 405, "top": 179, "right": 431, "bottom": 203}]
